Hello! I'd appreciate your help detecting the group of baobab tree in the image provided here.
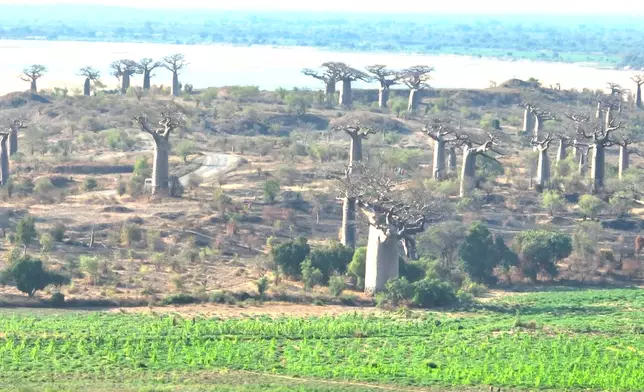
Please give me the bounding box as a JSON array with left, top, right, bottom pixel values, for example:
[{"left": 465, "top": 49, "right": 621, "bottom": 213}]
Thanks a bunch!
[
  {"left": 19, "top": 54, "right": 188, "bottom": 97},
  {"left": 302, "top": 62, "right": 433, "bottom": 113}
]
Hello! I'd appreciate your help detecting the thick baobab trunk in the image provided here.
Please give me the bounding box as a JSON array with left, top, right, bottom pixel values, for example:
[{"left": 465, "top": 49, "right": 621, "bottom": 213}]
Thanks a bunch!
[
  {"left": 378, "top": 87, "right": 390, "bottom": 108},
  {"left": 407, "top": 89, "right": 419, "bottom": 114},
  {"left": 619, "top": 145, "right": 629, "bottom": 179},
  {"left": 172, "top": 72, "right": 180, "bottom": 97},
  {"left": 9, "top": 130, "right": 17, "bottom": 156},
  {"left": 341, "top": 135, "right": 363, "bottom": 249},
  {"left": 578, "top": 153, "right": 586, "bottom": 176},
  {"left": 0, "top": 137, "right": 9, "bottom": 186},
  {"left": 83, "top": 78, "right": 91, "bottom": 96},
  {"left": 522, "top": 108, "right": 535, "bottom": 133},
  {"left": 30, "top": 80, "right": 37, "bottom": 93},
  {"left": 595, "top": 102, "right": 602, "bottom": 119},
  {"left": 536, "top": 148, "right": 550, "bottom": 188},
  {"left": 339, "top": 79, "right": 352, "bottom": 106},
  {"left": 636, "top": 84, "right": 642, "bottom": 109},
  {"left": 533, "top": 116, "right": 542, "bottom": 139},
  {"left": 152, "top": 137, "right": 170, "bottom": 194},
  {"left": 432, "top": 137, "right": 446, "bottom": 180},
  {"left": 324, "top": 81, "right": 336, "bottom": 103},
  {"left": 121, "top": 74, "right": 131, "bottom": 94},
  {"left": 556, "top": 139, "right": 567, "bottom": 162},
  {"left": 459, "top": 149, "right": 477, "bottom": 197},
  {"left": 143, "top": 70, "right": 152, "bottom": 90},
  {"left": 590, "top": 144, "right": 604, "bottom": 192},
  {"left": 605, "top": 107, "right": 612, "bottom": 130},
  {"left": 364, "top": 225, "right": 399, "bottom": 294},
  {"left": 447, "top": 147, "right": 457, "bottom": 174}
]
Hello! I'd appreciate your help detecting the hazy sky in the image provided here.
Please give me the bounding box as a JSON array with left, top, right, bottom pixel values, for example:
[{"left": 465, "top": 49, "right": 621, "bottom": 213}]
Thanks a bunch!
[{"left": 0, "top": 0, "right": 643, "bottom": 14}]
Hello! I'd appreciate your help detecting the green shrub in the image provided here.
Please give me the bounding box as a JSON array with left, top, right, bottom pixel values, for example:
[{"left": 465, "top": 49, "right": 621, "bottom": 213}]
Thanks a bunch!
[
  {"left": 307, "top": 242, "right": 354, "bottom": 283},
  {"left": 16, "top": 215, "right": 37, "bottom": 247},
  {"left": 542, "top": 190, "right": 565, "bottom": 217},
  {"left": 121, "top": 224, "right": 142, "bottom": 247},
  {"left": 301, "top": 258, "right": 323, "bottom": 290},
  {"left": 270, "top": 237, "right": 310, "bottom": 278},
  {"left": 209, "top": 290, "right": 237, "bottom": 305},
  {"left": 83, "top": 177, "right": 98, "bottom": 191},
  {"left": 39, "top": 233, "right": 54, "bottom": 253},
  {"left": 347, "top": 247, "right": 367, "bottom": 289},
  {"left": 399, "top": 258, "right": 427, "bottom": 283},
  {"left": 0, "top": 256, "right": 70, "bottom": 297},
  {"left": 79, "top": 255, "right": 101, "bottom": 285},
  {"left": 328, "top": 275, "right": 346, "bottom": 297},
  {"left": 133, "top": 157, "right": 151, "bottom": 178},
  {"left": 162, "top": 293, "right": 197, "bottom": 305},
  {"left": 514, "top": 229, "right": 572, "bottom": 281},
  {"left": 578, "top": 194, "right": 605, "bottom": 220},
  {"left": 411, "top": 279, "right": 457, "bottom": 308},
  {"left": 461, "top": 279, "right": 488, "bottom": 297},
  {"left": 380, "top": 277, "right": 414, "bottom": 307},
  {"left": 263, "top": 179, "right": 280, "bottom": 203},
  {"left": 50, "top": 223, "right": 66, "bottom": 242},
  {"left": 459, "top": 222, "right": 502, "bottom": 285},
  {"left": 256, "top": 276, "right": 269, "bottom": 299},
  {"left": 50, "top": 292, "right": 65, "bottom": 306}
]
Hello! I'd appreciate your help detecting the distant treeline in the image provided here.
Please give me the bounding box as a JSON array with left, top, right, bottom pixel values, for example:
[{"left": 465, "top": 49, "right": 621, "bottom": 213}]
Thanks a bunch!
[{"left": 1, "top": 5, "right": 644, "bottom": 69}]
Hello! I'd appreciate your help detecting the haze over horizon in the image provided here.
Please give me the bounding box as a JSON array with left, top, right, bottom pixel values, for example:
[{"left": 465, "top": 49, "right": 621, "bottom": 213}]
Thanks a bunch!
[{"left": 0, "top": 0, "right": 643, "bottom": 15}]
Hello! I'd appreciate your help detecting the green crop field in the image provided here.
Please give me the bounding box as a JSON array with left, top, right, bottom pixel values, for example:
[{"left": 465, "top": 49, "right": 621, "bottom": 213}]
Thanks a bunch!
[{"left": 1, "top": 288, "right": 643, "bottom": 391}]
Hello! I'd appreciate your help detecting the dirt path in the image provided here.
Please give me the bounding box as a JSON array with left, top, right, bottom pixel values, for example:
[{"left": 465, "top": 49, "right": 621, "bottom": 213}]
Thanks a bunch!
[{"left": 179, "top": 152, "right": 241, "bottom": 186}]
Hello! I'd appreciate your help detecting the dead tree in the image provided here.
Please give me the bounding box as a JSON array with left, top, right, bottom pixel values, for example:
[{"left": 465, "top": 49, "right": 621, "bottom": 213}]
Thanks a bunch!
[
  {"left": 302, "top": 64, "right": 341, "bottom": 103},
  {"left": 0, "top": 132, "right": 9, "bottom": 186},
  {"left": 365, "top": 65, "right": 400, "bottom": 108},
  {"left": 8, "top": 119, "right": 26, "bottom": 156},
  {"left": 110, "top": 60, "right": 141, "bottom": 94},
  {"left": 324, "top": 63, "right": 370, "bottom": 107},
  {"left": 566, "top": 113, "right": 622, "bottom": 193},
  {"left": 335, "top": 123, "right": 376, "bottom": 249},
  {"left": 401, "top": 66, "right": 433, "bottom": 114},
  {"left": 78, "top": 67, "right": 102, "bottom": 96},
  {"left": 423, "top": 118, "right": 457, "bottom": 180},
  {"left": 632, "top": 74, "right": 644, "bottom": 109},
  {"left": 531, "top": 133, "right": 554, "bottom": 188},
  {"left": 133, "top": 108, "right": 181, "bottom": 195},
  {"left": 460, "top": 134, "right": 502, "bottom": 197},
  {"left": 21, "top": 65, "right": 46, "bottom": 93},
  {"left": 138, "top": 58, "right": 162, "bottom": 90},
  {"left": 163, "top": 54, "right": 188, "bottom": 97},
  {"left": 340, "top": 165, "right": 449, "bottom": 293}
]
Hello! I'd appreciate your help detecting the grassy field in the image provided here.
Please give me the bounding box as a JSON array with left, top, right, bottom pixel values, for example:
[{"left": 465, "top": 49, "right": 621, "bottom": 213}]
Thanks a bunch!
[{"left": 1, "top": 287, "right": 642, "bottom": 391}]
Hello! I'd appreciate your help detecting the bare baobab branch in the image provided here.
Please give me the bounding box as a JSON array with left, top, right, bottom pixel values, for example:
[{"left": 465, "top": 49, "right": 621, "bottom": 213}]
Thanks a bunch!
[{"left": 163, "top": 54, "right": 188, "bottom": 96}]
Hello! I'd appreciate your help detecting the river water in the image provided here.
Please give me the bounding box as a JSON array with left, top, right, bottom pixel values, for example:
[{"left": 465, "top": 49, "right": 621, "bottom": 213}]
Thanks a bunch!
[{"left": 0, "top": 39, "right": 638, "bottom": 94}]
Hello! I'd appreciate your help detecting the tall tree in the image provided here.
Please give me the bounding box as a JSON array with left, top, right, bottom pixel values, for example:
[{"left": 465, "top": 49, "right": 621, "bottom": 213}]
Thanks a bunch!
[
  {"left": 110, "top": 60, "right": 141, "bottom": 94},
  {"left": 341, "top": 165, "right": 449, "bottom": 293},
  {"left": 163, "top": 54, "right": 188, "bottom": 97},
  {"left": 302, "top": 64, "right": 341, "bottom": 103},
  {"left": 20, "top": 65, "right": 46, "bottom": 93},
  {"left": 327, "top": 63, "right": 370, "bottom": 107},
  {"left": 555, "top": 135, "right": 570, "bottom": 163},
  {"left": 572, "top": 139, "right": 589, "bottom": 176},
  {"left": 632, "top": 74, "right": 644, "bottom": 109},
  {"left": 613, "top": 124, "right": 644, "bottom": 179},
  {"left": 566, "top": 113, "right": 622, "bottom": 193},
  {"left": 423, "top": 118, "right": 457, "bottom": 180},
  {"left": 459, "top": 134, "right": 502, "bottom": 197},
  {"left": 365, "top": 65, "right": 400, "bottom": 108},
  {"left": 335, "top": 123, "right": 376, "bottom": 249},
  {"left": 133, "top": 107, "right": 181, "bottom": 195},
  {"left": 519, "top": 102, "right": 555, "bottom": 141},
  {"left": 401, "top": 65, "right": 433, "bottom": 114},
  {"left": 0, "top": 132, "right": 9, "bottom": 186},
  {"left": 8, "top": 119, "right": 26, "bottom": 156},
  {"left": 138, "top": 58, "right": 162, "bottom": 90},
  {"left": 78, "top": 67, "right": 102, "bottom": 96},
  {"left": 531, "top": 133, "right": 554, "bottom": 189}
]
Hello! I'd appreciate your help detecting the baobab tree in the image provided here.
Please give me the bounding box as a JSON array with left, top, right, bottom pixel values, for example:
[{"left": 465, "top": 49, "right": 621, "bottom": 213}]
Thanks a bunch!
[
  {"left": 401, "top": 65, "right": 433, "bottom": 114},
  {"left": 163, "top": 54, "right": 188, "bottom": 97},
  {"left": 302, "top": 63, "right": 341, "bottom": 103},
  {"left": 519, "top": 102, "right": 555, "bottom": 140},
  {"left": 613, "top": 125, "right": 644, "bottom": 179},
  {"left": 566, "top": 113, "right": 622, "bottom": 193},
  {"left": 341, "top": 164, "right": 449, "bottom": 293},
  {"left": 555, "top": 135, "right": 570, "bottom": 163},
  {"left": 133, "top": 107, "right": 182, "bottom": 195},
  {"left": 8, "top": 119, "right": 26, "bottom": 156},
  {"left": 20, "top": 65, "right": 46, "bottom": 93},
  {"left": 78, "top": 67, "right": 102, "bottom": 96},
  {"left": 138, "top": 58, "right": 162, "bottom": 90},
  {"left": 531, "top": 133, "right": 554, "bottom": 189},
  {"left": 110, "top": 60, "right": 141, "bottom": 94},
  {"left": 632, "top": 74, "right": 644, "bottom": 109},
  {"left": 423, "top": 118, "right": 457, "bottom": 180},
  {"left": 334, "top": 122, "right": 376, "bottom": 249},
  {"left": 365, "top": 65, "right": 400, "bottom": 108},
  {"left": 0, "top": 132, "right": 9, "bottom": 186},
  {"left": 459, "top": 134, "right": 502, "bottom": 197},
  {"left": 327, "top": 63, "right": 370, "bottom": 106}
]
